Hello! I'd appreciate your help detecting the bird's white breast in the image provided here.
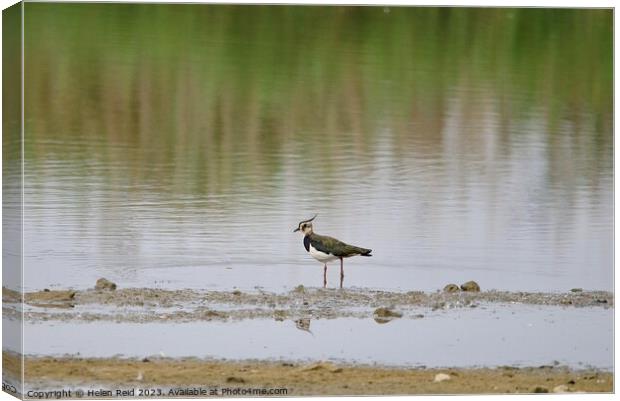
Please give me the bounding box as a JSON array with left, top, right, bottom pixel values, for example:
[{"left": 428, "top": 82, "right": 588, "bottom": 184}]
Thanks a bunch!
[{"left": 308, "top": 244, "right": 339, "bottom": 263}]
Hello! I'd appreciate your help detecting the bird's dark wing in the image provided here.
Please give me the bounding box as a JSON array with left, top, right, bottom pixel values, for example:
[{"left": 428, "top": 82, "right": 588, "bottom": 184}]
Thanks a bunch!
[{"left": 309, "top": 233, "right": 372, "bottom": 257}]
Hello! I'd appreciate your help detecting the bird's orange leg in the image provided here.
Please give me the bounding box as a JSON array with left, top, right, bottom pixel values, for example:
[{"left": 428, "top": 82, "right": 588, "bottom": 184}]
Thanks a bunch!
[
  {"left": 340, "top": 257, "right": 344, "bottom": 288},
  {"left": 323, "top": 264, "right": 327, "bottom": 288}
]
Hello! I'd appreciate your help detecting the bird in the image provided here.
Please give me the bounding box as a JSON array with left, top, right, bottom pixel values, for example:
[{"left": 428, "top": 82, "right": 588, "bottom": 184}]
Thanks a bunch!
[
  {"left": 293, "top": 214, "right": 372, "bottom": 288},
  {"left": 295, "top": 318, "right": 313, "bottom": 335}
]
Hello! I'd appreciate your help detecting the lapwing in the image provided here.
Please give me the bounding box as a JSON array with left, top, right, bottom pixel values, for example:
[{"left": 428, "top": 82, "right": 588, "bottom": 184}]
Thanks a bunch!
[
  {"left": 293, "top": 215, "right": 372, "bottom": 288},
  {"left": 295, "top": 318, "right": 313, "bottom": 335}
]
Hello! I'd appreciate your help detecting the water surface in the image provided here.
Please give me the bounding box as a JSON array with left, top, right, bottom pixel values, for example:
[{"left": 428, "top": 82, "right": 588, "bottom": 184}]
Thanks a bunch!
[
  {"left": 15, "top": 6, "right": 613, "bottom": 292},
  {"left": 9, "top": 305, "right": 613, "bottom": 369}
]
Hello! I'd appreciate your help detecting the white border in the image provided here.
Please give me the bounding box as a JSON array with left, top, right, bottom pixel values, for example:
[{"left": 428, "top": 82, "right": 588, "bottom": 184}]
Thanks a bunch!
[{"left": 0, "top": 2, "right": 615, "bottom": 401}]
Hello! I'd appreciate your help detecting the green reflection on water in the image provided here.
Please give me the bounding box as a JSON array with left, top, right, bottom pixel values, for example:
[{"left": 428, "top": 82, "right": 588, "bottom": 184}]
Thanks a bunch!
[{"left": 23, "top": 5, "right": 612, "bottom": 195}]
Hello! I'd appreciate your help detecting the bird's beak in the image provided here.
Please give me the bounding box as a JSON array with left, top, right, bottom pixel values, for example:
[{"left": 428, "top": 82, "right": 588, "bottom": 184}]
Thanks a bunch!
[{"left": 293, "top": 228, "right": 300, "bottom": 232}]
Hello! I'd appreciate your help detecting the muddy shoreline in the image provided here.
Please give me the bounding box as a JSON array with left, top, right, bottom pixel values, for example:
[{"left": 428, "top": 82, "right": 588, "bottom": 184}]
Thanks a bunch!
[
  {"left": 4, "top": 287, "right": 613, "bottom": 395},
  {"left": 3, "top": 353, "right": 612, "bottom": 396},
  {"left": 3, "top": 286, "right": 613, "bottom": 323}
]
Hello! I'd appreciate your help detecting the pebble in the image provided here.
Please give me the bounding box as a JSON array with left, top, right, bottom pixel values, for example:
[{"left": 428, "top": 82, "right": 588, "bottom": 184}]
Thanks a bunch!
[
  {"left": 373, "top": 307, "right": 403, "bottom": 318},
  {"left": 95, "top": 278, "right": 117, "bottom": 291},
  {"left": 25, "top": 290, "right": 76, "bottom": 303},
  {"left": 373, "top": 307, "right": 402, "bottom": 323},
  {"left": 443, "top": 284, "right": 460, "bottom": 293},
  {"left": 433, "top": 373, "right": 451, "bottom": 383},
  {"left": 460, "top": 281, "right": 480, "bottom": 292}
]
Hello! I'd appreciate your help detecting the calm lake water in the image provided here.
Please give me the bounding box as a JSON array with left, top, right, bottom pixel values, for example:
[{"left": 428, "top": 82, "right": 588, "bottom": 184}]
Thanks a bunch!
[
  {"left": 10, "top": 5, "right": 614, "bottom": 292},
  {"left": 7, "top": 306, "right": 613, "bottom": 369}
]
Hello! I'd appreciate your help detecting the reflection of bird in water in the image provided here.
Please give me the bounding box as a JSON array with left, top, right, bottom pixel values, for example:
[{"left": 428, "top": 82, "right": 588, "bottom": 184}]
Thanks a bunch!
[
  {"left": 293, "top": 215, "right": 372, "bottom": 288},
  {"left": 295, "top": 318, "right": 313, "bottom": 336}
]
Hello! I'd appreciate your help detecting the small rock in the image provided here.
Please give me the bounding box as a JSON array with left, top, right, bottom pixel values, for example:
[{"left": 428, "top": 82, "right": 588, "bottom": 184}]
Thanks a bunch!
[
  {"left": 25, "top": 290, "right": 76, "bottom": 304},
  {"left": 595, "top": 299, "right": 608, "bottom": 304},
  {"left": 553, "top": 384, "right": 569, "bottom": 393},
  {"left": 226, "top": 376, "right": 245, "bottom": 384},
  {"left": 95, "top": 278, "right": 117, "bottom": 291},
  {"left": 570, "top": 288, "right": 583, "bottom": 293},
  {"left": 374, "top": 307, "right": 402, "bottom": 318},
  {"left": 533, "top": 386, "right": 549, "bottom": 393},
  {"left": 567, "top": 379, "right": 575, "bottom": 385},
  {"left": 141, "top": 358, "right": 150, "bottom": 363},
  {"left": 443, "top": 284, "right": 460, "bottom": 293},
  {"left": 295, "top": 318, "right": 312, "bottom": 333},
  {"left": 373, "top": 307, "right": 403, "bottom": 323},
  {"left": 460, "top": 281, "right": 480, "bottom": 292},
  {"left": 433, "top": 373, "right": 450, "bottom": 383}
]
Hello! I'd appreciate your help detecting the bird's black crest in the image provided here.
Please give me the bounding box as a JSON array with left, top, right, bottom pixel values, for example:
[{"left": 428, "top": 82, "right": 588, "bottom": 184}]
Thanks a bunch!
[{"left": 298, "top": 214, "right": 317, "bottom": 227}]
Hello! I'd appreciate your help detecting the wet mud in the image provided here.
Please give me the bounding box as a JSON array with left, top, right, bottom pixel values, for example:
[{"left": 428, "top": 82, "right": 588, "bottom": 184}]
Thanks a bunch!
[{"left": 4, "top": 286, "right": 613, "bottom": 323}]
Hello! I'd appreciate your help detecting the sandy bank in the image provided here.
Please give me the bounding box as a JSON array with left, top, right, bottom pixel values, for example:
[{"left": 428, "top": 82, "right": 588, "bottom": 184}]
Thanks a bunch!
[{"left": 3, "top": 353, "right": 612, "bottom": 396}]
